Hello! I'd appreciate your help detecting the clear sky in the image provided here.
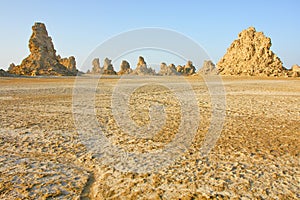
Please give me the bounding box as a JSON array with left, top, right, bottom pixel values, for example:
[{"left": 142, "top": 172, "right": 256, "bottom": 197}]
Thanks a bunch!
[{"left": 0, "top": 0, "right": 299, "bottom": 71}]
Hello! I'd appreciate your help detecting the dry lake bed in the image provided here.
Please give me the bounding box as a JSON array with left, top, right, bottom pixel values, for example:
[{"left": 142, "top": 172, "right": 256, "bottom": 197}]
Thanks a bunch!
[{"left": 0, "top": 75, "right": 299, "bottom": 199}]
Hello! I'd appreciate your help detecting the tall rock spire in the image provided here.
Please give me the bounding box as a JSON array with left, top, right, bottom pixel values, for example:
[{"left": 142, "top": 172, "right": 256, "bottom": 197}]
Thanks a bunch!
[{"left": 8, "top": 22, "right": 78, "bottom": 76}]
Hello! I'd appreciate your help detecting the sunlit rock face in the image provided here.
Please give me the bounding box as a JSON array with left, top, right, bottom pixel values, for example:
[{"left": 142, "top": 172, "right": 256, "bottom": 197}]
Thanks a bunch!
[{"left": 8, "top": 22, "right": 78, "bottom": 76}]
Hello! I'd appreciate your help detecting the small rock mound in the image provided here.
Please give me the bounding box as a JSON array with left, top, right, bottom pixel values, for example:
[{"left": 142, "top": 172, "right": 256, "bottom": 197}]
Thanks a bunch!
[
  {"left": 217, "top": 27, "right": 285, "bottom": 76},
  {"left": 0, "top": 69, "right": 15, "bottom": 77},
  {"left": 176, "top": 65, "right": 183, "bottom": 73},
  {"left": 103, "top": 58, "right": 117, "bottom": 75},
  {"left": 158, "top": 63, "right": 178, "bottom": 76},
  {"left": 175, "top": 61, "right": 196, "bottom": 75},
  {"left": 8, "top": 22, "right": 78, "bottom": 76},
  {"left": 198, "top": 60, "right": 217, "bottom": 75},
  {"left": 180, "top": 60, "right": 196, "bottom": 76},
  {"left": 289, "top": 64, "right": 300, "bottom": 77},
  {"left": 91, "top": 58, "right": 102, "bottom": 73},
  {"left": 118, "top": 60, "right": 132, "bottom": 75},
  {"left": 58, "top": 55, "right": 77, "bottom": 73},
  {"left": 132, "top": 56, "right": 156, "bottom": 75}
]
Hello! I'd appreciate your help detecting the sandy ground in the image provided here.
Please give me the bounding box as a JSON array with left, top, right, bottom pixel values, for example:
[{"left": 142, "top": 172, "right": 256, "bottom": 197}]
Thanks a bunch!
[{"left": 0, "top": 75, "right": 299, "bottom": 199}]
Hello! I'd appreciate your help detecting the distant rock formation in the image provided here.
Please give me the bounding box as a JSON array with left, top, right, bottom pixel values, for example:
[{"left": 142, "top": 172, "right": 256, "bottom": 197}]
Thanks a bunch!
[
  {"left": 137, "top": 56, "right": 146, "bottom": 67},
  {"left": 102, "top": 58, "right": 117, "bottom": 75},
  {"left": 176, "top": 65, "right": 183, "bottom": 73},
  {"left": 58, "top": 55, "right": 77, "bottom": 73},
  {"left": 132, "top": 56, "right": 156, "bottom": 75},
  {"left": 0, "top": 69, "right": 16, "bottom": 77},
  {"left": 91, "top": 58, "right": 102, "bottom": 73},
  {"left": 198, "top": 60, "right": 217, "bottom": 75},
  {"left": 290, "top": 64, "right": 300, "bottom": 77},
  {"left": 8, "top": 22, "right": 78, "bottom": 76},
  {"left": 182, "top": 61, "right": 196, "bottom": 75},
  {"left": 158, "top": 63, "right": 178, "bottom": 75},
  {"left": 8, "top": 63, "right": 16, "bottom": 72},
  {"left": 118, "top": 60, "right": 132, "bottom": 75},
  {"left": 174, "top": 62, "right": 196, "bottom": 75},
  {"left": 217, "top": 27, "right": 286, "bottom": 76}
]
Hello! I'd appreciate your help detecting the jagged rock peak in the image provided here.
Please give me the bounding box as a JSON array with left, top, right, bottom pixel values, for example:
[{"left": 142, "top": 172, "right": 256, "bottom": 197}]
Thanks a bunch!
[
  {"left": 102, "top": 57, "right": 117, "bottom": 75},
  {"left": 132, "top": 56, "right": 155, "bottom": 75},
  {"left": 217, "top": 27, "right": 286, "bottom": 76},
  {"left": 8, "top": 22, "right": 78, "bottom": 76}
]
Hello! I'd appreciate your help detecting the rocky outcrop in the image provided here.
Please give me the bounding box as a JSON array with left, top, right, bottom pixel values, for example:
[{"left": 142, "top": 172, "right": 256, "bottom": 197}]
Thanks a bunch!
[
  {"left": 0, "top": 69, "right": 16, "bottom": 77},
  {"left": 8, "top": 63, "right": 16, "bottom": 72},
  {"left": 175, "top": 61, "right": 196, "bottom": 76},
  {"left": 8, "top": 22, "right": 78, "bottom": 76},
  {"left": 91, "top": 58, "right": 102, "bottom": 73},
  {"left": 291, "top": 64, "right": 300, "bottom": 72},
  {"left": 118, "top": 60, "right": 132, "bottom": 75},
  {"left": 132, "top": 56, "right": 156, "bottom": 75},
  {"left": 176, "top": 65, "right": 183, "bottom": 73},
  {"left": 158, "top": 63, "right": 178, "bottom": 75},
  {"left": 217, "top": 27, "right": 286, "bottom": 76},
  {"left": 58, "top": 56, "right": 77, "bottom": 73},
  {"left": 290, "top": 64, "right": 300, "bottom": 77},
  {"left": 137, "top": 56, "right": 146, "bottom": 67},
  {"left": 102, "top": 58, "right": 117, "bottom": 75},
  {"left": 198, "top": 60, "right": 217, "bottom": 75},
  {"left": 181, "top": 61, "right": 196, "bottom": 75}
]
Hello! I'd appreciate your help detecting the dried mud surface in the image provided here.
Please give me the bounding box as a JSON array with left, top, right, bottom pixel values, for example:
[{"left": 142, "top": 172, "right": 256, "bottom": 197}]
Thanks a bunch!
[{"left": 0, "top": 76, "right": 299, "bottom": 199}]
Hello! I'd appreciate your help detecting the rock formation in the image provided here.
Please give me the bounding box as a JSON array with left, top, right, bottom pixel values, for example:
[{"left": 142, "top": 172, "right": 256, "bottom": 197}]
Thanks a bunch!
[
  {"left": 176, "top": 65, "right": 183, "bottom": 73},
  {"left": 290, "top": 64, "right": 300, "bottom": 77},
  {"left": 217, "top": 27, "right": 286, "bottom": 76},
  {"left": 90, "top": 58, "right": 102, "bottom": 73},
  {"left": 132, "top": 56, "right": 156, "bottom": 75},
  {"left": 174, "top": 62, "right": 196, "bottom": 76},
  {"left": 58, "top": 55, "right": 77, "bottom": 73},
  {"left": 158, "top": 63, "right": 178, "bottom": 75},
  {"left": 118, "top": 60, "right": 132, "bottom": 75},
  {"left": 0, "top": 69, "right": 15, "bottom": 77},
  {"left": 198, "top": 60, "right": 217, "bottom": 75},
  {"left": 7, "top": 63, "right": 16, "bottom": 73},
  {"left": 8, "top": 22, "right": 78, "bottom": 76},
  {"left": 102, "top": 58, "right": 117, "bottom": 75},
  {"left": 292, "top": 64, "right": 300, "bottom": 72},
  {"left": 137, "top": 56, "right": 146, "bottom": 67},
  {"left": 181, "top": 61, "right": 196, "bottom": 75}
]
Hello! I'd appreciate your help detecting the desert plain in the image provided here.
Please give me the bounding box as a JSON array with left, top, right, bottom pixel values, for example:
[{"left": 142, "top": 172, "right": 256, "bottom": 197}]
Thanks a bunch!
[{"left": 0, "top": 75, "right": 299, "bottom": 199}]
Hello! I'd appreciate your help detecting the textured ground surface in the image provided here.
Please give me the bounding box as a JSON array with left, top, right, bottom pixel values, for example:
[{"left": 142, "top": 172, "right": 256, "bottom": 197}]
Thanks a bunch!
[{"left": 0, "top": 76, "right": 299, "bottom": 199}]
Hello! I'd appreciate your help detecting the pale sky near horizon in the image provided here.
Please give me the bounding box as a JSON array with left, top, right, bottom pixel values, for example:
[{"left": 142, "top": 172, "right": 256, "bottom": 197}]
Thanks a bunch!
[{"left": 0, "top": 0, "right": 299, "bottom": 71}]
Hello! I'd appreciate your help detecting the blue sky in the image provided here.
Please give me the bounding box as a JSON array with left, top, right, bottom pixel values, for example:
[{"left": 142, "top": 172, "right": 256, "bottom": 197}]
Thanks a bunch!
[{"left": 0, "top": 0, "right": 299, "bottom": 71}]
